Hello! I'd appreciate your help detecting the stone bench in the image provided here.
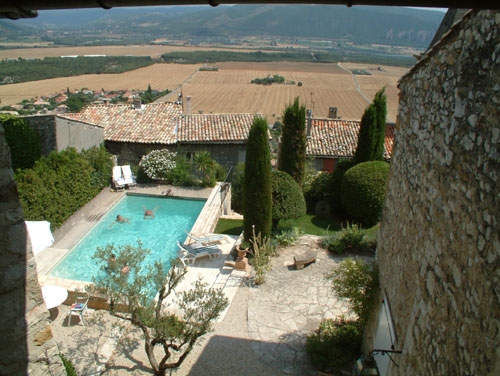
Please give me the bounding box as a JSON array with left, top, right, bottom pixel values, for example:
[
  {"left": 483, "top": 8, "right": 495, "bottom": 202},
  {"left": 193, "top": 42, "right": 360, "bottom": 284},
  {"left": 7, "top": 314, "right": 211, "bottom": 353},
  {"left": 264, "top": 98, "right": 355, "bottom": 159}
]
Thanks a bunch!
[{"left": 294, "top": 251, "right": 317, "bottom": 270}]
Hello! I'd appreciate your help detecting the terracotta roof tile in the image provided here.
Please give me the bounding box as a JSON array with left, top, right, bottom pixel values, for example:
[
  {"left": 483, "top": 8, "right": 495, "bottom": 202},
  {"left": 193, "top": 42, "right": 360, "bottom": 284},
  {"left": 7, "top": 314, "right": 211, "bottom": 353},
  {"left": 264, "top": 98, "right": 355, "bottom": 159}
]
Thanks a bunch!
[
  {"left": 307, "top": 118, "right": 394, "bottom": 159},
  {"left": 59, "top": 102, "right": 182, "bottom": 144},
  {"left": 177, "top": 113, "right": 257, "bottom": 144},
  {"left": 59, "top": 104, "right": 259, "bottom": 145}
]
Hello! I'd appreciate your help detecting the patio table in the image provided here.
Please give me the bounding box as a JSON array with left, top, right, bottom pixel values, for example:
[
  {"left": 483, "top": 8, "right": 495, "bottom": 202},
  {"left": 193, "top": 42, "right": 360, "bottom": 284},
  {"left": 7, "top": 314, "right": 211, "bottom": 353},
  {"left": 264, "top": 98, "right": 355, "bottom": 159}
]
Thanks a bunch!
[{"left": 41, "top": 285, "right": 68, "bottom": 310}]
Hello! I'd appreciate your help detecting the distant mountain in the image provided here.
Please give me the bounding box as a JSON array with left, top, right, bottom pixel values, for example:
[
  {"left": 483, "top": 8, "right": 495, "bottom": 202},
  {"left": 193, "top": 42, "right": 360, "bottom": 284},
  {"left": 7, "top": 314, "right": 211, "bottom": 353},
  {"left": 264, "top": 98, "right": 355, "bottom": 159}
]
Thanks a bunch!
[{"left": 3, "top": 5, "right": 445, "bottom": 49}]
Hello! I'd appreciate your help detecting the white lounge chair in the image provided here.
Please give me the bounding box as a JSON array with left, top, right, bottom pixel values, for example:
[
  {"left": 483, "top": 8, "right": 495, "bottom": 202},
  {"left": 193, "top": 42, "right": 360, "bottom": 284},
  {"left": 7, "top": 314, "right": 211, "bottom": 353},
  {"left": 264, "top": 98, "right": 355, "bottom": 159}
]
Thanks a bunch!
[
  {"left": 185, "top": 230, "right": 227, "bottom": 246},
  {"left": 121, "top": 165, "right": 137, "bottom": 187},
  {"left": 66, "top": 293, "right": 89, "bottom": 326},
  {"left": 112, "top": 166, "right": 126, "bottom": 190},
  {"left": 177, "top": 241, "right": 221, "bottom": 266}
]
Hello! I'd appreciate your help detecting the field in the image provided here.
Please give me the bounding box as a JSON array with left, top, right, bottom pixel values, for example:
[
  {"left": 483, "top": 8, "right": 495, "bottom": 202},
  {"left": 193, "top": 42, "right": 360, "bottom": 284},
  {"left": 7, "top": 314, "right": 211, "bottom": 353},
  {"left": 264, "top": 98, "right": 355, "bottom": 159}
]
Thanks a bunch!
[{"left": 0, "top": 46, "right": 409, "bottom": 122}]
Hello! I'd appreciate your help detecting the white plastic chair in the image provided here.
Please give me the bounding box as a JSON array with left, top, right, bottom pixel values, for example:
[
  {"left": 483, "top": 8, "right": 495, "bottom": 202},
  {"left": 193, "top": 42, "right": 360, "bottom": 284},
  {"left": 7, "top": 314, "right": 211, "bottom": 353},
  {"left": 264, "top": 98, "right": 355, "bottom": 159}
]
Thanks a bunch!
[
  {"left": 66, "top": 293, "right": 89, "bottom": 326},
  {"left": 112, "top": 166, "right": 126, "bottom": 190},
  {"left": 121, "top": 165, "right": 137, "bottom": 187}
]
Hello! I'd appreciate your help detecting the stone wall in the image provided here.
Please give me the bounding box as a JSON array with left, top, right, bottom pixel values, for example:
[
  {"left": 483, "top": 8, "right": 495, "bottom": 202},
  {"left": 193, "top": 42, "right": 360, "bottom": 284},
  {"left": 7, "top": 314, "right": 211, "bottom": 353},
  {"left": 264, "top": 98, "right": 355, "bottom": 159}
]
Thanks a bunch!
[
  {"left": 0, "top": 126, "right": 64, "bottom": 375},
  {"left": 24, "top": 115, "right": 103, "bottom": 156},
  {"left": 106, "top": 140, "right": 246, "bottom": 170},
  {"left": 372, "top": 10, "right": 500, "bottom": 375}
]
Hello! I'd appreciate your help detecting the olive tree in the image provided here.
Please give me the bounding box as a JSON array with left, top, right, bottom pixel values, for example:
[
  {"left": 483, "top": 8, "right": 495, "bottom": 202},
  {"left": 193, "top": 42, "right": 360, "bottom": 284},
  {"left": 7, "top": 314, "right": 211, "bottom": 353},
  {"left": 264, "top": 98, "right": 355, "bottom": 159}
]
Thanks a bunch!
[{"left": 92, "top": 242, "right": 229, "bottom": 376}]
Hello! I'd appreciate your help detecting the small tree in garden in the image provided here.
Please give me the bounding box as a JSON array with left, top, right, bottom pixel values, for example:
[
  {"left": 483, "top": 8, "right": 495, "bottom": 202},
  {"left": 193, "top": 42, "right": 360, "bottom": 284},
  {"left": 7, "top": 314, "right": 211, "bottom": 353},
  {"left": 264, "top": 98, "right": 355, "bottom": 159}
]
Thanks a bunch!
[
  {"left": 139, "top": 149, "right": 177, "bottom": 180},
  {"left": 243, "top": 117, "right": 272, "bottom": 244},
  {"left": 278, "top": 97, "right": 307, "bottom": 187},
  {"left": 92, "top": 242, "right": 228, "bottom": 376},
  {"left": 327, "top": 257, "right": 379, "bottom": 323},
  {"left": 193, "top": 150, "right": 224, "bottom": 187},
  {"left": 307, "top": 258, "right": 378, "bottom": 373}
]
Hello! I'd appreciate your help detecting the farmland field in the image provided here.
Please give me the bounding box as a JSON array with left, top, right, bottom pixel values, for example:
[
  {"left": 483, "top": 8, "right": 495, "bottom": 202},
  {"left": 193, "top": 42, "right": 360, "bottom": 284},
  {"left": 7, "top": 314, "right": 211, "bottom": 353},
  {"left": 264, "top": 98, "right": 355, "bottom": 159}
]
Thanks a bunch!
[
  {"left": 0, "top": 51, "right": 409, "bottom": 122},
  {"left": 0, "top": 45, "right": 259, "bottom": 60}
]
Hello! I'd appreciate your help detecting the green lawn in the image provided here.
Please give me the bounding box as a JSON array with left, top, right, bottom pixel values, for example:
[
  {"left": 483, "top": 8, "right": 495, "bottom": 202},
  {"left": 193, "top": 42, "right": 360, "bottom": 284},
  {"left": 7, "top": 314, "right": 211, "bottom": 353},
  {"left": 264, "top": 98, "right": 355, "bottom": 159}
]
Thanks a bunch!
[
  {"left": 215, "top": 214, "right": 344, "bottom": 236},
  {"left": 214, "top": 218, "right": 244, "bottom": 236}
]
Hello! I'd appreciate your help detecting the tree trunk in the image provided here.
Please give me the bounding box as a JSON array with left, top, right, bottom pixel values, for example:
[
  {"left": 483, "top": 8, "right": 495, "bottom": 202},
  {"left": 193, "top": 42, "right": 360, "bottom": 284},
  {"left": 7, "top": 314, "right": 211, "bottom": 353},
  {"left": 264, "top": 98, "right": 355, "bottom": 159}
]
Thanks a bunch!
[{"left": 141, "top": 326, "right": 161, "bottom": 375}]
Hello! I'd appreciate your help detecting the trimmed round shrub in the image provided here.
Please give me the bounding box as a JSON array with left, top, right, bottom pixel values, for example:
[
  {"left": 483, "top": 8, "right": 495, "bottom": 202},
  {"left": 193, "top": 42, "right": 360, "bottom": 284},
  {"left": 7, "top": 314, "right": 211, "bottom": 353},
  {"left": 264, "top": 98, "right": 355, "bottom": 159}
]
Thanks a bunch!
[
  {"left": 271, "top": 170, "right": 306, "bottom": 228},
  {"left": 340, "top": 161, "right": 389, "bottom": 226},
  {"left": 330, "top": 159, "right": 355, "bottom": 213}
]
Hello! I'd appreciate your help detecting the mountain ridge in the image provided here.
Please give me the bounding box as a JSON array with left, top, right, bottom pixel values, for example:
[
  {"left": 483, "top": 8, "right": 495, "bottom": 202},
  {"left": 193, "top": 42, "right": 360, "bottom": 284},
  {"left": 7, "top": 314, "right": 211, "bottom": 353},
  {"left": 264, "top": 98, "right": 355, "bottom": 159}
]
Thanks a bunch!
[{"left": 3, "top": 5, "right": 445, "bottom": 49}]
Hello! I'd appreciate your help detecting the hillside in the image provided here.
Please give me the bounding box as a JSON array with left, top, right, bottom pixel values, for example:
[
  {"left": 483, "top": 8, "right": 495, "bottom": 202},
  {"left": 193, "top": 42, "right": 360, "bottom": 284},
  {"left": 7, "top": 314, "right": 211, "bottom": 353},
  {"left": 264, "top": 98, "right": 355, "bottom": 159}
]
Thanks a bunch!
[{"left": 4, "top": 5, "right": 445, "bottom": 49}]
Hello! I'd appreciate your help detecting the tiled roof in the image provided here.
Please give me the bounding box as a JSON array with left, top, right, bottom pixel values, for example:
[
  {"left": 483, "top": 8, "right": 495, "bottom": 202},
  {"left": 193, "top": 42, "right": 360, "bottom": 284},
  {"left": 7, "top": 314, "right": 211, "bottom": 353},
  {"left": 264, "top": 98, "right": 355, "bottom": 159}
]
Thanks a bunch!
[
  {"left": 58, "top": 104, "right": 257, "bottom": 145},
  {"left": 306, "top": 118, "right": 394, "bottom": 159},
  {"left": 177, "top": 113, "right": 258, "bottom": 144},
  {"left": 59, "top": 102, "right": 182, "bottom": 144}
]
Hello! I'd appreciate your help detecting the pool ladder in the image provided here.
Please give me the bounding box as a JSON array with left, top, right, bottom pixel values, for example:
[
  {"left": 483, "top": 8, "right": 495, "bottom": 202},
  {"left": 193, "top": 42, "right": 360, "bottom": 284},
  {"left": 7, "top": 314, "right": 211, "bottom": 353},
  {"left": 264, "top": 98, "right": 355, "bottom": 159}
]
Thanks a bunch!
[{"left": 87, "top": 212, "right": 105, "bottom": 222}]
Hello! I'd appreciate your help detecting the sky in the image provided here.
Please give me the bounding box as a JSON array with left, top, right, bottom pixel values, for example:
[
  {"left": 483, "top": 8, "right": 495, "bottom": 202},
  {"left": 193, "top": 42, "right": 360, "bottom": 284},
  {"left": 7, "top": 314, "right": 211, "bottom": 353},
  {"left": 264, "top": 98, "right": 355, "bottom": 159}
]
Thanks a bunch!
[{"left": 408, "top": 7, "right": 448, "bottom": 12}]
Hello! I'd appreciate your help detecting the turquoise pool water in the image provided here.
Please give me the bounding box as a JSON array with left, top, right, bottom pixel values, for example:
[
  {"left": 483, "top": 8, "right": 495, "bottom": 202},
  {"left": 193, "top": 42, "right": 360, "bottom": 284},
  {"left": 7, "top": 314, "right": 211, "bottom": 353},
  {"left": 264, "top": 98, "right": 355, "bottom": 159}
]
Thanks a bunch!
[{"left": 50, "top": 195, "right": 206, "bottom": 282}]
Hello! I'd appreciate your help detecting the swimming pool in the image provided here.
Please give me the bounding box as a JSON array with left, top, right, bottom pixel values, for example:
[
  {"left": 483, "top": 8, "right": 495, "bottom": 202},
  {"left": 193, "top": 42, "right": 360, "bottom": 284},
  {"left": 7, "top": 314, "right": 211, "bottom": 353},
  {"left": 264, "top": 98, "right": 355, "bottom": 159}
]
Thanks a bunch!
[{"left": 50, "top": 194, "right": 206, "bottom": 282}]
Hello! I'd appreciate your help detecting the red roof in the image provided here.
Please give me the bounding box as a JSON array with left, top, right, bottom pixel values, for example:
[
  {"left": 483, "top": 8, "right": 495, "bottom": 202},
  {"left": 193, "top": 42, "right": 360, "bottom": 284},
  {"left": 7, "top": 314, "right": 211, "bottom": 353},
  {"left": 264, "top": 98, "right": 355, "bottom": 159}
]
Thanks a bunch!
[
  {"left": 58, "top": 103, "right": 258, "bottom": 145},
  {"left": 177, "top": 113, "right": 257, "bottom": 144},
  {"left": 306, "top": 118, "right": 394, "bottom": 159}
]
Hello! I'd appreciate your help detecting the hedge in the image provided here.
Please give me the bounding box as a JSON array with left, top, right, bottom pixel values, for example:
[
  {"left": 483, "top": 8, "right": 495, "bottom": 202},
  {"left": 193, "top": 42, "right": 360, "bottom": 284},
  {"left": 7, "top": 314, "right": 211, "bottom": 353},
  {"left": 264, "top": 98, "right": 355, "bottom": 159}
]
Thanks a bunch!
[
  {"left": 340, "top": 161, "right": 389, "bottom": 226},
  {"left": 271, "top": 170, "right": 306, "bottom": 229}
]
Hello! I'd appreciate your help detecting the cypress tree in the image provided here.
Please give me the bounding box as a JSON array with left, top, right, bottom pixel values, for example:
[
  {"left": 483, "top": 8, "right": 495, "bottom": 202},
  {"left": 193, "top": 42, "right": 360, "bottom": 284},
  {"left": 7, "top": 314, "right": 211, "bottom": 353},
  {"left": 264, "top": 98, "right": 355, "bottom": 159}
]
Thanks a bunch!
[
  {"left": 354, "top": 103, "right": 376, "bottom": 164},
  {"left": 278, "top": 97, "right": 307, "bottom": 187},
  {"left": 243, "top": 117, "right": 272, "bottom": 244},
  {"left": 372, "top": 88, "right": 387, "bottom": 161},
  {"left": 353, "top": 88, "right": 387, "bottom": 164}
]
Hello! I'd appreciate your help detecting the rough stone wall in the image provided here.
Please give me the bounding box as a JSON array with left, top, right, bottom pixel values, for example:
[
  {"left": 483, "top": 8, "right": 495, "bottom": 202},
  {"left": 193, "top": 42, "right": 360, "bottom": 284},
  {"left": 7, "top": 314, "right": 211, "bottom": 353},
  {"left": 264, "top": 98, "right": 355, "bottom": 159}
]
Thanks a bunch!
[
  {"left": 374, "top": 10, "right": 500, "bottom": 375},
  {"left": 106, "top": 141, "right": 246, "bottom": 170},
  {"left": 0, "top": 126, "right": 64, "bottom": 375}
]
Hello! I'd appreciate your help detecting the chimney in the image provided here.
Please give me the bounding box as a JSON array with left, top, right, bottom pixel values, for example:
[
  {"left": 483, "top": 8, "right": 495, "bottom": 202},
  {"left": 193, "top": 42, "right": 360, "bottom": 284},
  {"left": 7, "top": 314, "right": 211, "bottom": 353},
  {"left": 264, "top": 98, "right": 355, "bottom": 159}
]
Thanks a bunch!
[
  {"left": 184, "top": 95, "right": 192, "bottom": 115},
  {"left": 328, "top": 107, "right": 338, "bottom": 119},
  {"left": 306, "top": 109, "right": 313, "bottom": 138},
  {"left": 133, "top": 97, "right": 141, "bottom": 110}
]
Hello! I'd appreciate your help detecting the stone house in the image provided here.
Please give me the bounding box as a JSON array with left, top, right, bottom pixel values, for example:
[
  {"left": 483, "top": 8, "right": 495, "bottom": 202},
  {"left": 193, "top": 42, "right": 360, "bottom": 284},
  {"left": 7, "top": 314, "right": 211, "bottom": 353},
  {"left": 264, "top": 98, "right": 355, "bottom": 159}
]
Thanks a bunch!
[
  {"left": 22, "top": 89, "right": 396, "bottom": 174},
  {"left": 306, "top": 118, "right": 395, "bottom": 171},
  {"left": 59, "top": 102, "right": 260, "bottom": 170},
  {"left": 363, "top": 9, "right": 500, "bottom": 375}
]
